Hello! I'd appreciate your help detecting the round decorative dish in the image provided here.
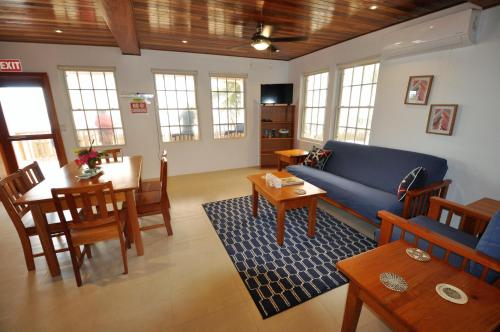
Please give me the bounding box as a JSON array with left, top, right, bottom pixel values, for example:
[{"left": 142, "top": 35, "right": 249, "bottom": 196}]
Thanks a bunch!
[
  {"left": 406, "top": 247, "right": 431, "bottom": 262},
  {"left": 435, "top": 283, "right": 468, "bottom": 304},
  {"left": 379, "top": 272, "right": 408, "bottom": 292}
]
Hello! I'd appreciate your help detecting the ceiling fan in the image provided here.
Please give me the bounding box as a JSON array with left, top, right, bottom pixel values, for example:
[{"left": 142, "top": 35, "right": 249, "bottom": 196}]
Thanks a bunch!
[
  {"left": 235, "top": 23, "right": 309, "bottom": 53},
  {"left": 119, "top": 92, "right": 155, "bottom": 103}
]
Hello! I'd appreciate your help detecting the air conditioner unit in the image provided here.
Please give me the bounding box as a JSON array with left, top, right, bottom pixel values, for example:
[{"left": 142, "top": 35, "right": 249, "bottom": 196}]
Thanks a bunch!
[{"left": 382, "top": 9, "right": 480, "bottom": 59}]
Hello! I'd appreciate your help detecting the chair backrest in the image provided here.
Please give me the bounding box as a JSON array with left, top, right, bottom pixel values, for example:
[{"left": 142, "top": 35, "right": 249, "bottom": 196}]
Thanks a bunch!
[
  {"left": 0, "top": 171, "right": 30, "bottom": 231},
  {"left": 160, "top": 156, "right": 168, "bottom": 202},
  {"left": 51, "top": 182, "right": 120, "bottom": 231},
  {"left": 101, "top": 148, "right": 122, "bottom": 163},
  {"left": 20, "top": 161, "right": 45, "bottom": 191}
]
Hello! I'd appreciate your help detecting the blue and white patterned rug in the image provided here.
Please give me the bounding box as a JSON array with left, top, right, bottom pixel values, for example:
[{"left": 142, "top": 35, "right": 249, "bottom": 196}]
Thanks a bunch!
[{"left": 202, "top": 195, "right": 377, "bottom": 319}]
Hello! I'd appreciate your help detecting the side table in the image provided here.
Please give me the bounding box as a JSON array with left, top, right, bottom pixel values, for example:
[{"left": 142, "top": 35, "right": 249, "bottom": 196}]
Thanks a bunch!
[{"left": 274, "top": 149, "right": 309, "bottom": 171}]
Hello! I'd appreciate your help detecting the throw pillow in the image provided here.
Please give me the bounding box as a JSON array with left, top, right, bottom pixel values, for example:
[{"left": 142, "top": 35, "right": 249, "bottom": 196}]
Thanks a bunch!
[
  {"left": 302, "top": 146, "right": 332, "bottom": 170},
  {"left": 397, "top": 166, "right": 425, "bottom": 201}
]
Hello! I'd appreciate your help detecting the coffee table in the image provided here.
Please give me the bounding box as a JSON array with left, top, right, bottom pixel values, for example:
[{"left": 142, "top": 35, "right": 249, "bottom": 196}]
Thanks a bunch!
[
  {"left": 337, "top": 240, "right": 500, "bottom": 332},
  {"left": 247, "top": 171, "right": 326, "bottom": 246},
  {"left": 274, "top": 149, "right": 309, "bottom": 171}
]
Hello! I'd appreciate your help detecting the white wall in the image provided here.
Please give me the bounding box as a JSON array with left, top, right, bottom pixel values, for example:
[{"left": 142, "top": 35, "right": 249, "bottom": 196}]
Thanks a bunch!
[
  {"left": 289, "top": 4, "right": 500, "bottom": 204},
  {"left": 0, "top": 43, "right": 289, "bottom": 178}
]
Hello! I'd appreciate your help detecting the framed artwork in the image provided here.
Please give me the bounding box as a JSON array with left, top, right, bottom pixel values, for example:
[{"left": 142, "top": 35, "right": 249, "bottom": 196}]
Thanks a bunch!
[
  {"left": 404, "top": 75, "right": 434, "bottom": 105},
  {"left": 426, "top": 104, "right": 458, "bottom": 136}
]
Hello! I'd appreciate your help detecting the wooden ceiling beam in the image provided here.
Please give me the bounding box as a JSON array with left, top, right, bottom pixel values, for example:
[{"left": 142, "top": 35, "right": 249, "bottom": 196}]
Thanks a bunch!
[{"left": 94, "top": 0, "right": 140, "bottom": 55}]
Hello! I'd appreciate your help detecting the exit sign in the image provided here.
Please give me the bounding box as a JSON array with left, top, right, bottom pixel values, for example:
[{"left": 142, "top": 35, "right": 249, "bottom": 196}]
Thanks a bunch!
[{"left": 0, "top": 59, "right": 22, "bottom": 72}]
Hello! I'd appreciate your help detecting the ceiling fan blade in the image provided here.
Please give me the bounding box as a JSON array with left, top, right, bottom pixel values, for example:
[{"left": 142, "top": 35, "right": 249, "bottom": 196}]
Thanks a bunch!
[
  {"left": 261, "top": 24, "right": 273, "bottom": 38},
  {"left": 270, "top": 36, "right": 309, "bottom": 43},
  {"left": 230, "top": 44, "right": 250, "bottom": 50}
]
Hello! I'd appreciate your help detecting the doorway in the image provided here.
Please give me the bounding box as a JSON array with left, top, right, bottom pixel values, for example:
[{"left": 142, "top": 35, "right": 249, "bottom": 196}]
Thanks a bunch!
[{"left": 0, "top": 73, "right": 67, "bottom": 177}]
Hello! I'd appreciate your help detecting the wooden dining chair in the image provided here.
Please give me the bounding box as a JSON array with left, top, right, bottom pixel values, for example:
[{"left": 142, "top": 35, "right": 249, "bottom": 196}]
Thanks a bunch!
[
  {"left": 19, "top": 161, "right": 44, "bottom": 192},
  {"left": 124, "top": 157, "right": 172, "bottom": 235},
  {"left": 51, "top": 181, "right": 129, "bottom": 287},
  {"left": 138, "top": 151, "right": 170, "bottom": 209},
  {"left": 100, "top": 148, "right": 122, "bottom": 163},
  {"left": 0, "top": 171, "right": 67, "bottom": 271}
]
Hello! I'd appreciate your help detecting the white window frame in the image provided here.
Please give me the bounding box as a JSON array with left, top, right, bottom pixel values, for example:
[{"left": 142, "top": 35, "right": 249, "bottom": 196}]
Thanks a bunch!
[
  {"left": 334, "top": 60, "right": 380, "bottom": 145},
  {"left": 209, "top": 73, "right": 247, "bottom": 140},
  {"left": 59, "top": 66, "right": 126, "bottom": 148},
  {"left": 152, "top": 69, "right": 201, "bottom": 143},
  {"left": 300, "top": 70, "right": 330, "bottom": 142}
]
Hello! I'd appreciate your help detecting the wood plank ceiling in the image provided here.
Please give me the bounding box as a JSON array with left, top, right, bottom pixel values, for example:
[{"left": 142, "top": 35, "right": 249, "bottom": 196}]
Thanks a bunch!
[{"left": 0, "top": 0, "right": 498, "bottom": 60}]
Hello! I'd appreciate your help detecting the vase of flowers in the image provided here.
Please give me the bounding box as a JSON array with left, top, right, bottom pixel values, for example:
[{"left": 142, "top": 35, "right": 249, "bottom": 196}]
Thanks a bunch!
[{"left": 74, "top": 140, "right": 103, "bottom": 176}]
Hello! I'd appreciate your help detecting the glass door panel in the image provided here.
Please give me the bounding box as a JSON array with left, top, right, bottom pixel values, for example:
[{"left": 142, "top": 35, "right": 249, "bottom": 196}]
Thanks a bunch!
[
  {"left": 0, "top": 87, "right": 52, "bottom": 135},
  {"left": 12, "top": 139, "right": 59, "bottom": 178},
  {"left": 0, "top": 73, "right": 67, "bottom": 175}
]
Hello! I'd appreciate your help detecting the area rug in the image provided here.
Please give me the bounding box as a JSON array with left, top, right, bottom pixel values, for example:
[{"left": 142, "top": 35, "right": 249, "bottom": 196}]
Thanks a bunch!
[{"left": 202, "top": 195, "right": 377, "bottom": 319}]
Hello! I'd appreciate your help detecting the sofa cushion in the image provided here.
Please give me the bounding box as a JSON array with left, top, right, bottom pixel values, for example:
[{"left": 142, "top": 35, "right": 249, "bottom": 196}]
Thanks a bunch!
[
  {"left": 287, "top": 164, "right": 402, "bottom": 224},
  {"left": 469, "top": 211, "right": 500, "bottom": 283},
  {"left": 321, "top": 140, "right": 448, "bottom": 194},
  {"left": 374, "top": 215, "right": 479, "bottom": 268}
]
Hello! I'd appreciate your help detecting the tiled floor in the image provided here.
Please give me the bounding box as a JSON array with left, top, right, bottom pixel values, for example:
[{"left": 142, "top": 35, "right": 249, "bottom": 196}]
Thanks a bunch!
[{"left": 0, "top": 167, "right": 390, "bottom": 331}]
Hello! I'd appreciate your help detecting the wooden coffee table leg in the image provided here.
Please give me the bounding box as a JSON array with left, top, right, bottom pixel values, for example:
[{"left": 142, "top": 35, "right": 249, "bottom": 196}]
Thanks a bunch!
[
  {"left": 341, "top": 283, "right": 363, "bottom": 332},
  {"left": 276, "top": 203, "right": 286, "bottom": 245},
  {"left": 252, "top": 184, "right": 258, "bottom": 217},
  {"left": 307, "top": 197, "right": 317, "bottom": 238}
]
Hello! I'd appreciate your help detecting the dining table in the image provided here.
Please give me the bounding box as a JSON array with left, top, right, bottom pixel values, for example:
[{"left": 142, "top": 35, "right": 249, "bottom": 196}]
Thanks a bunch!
[{"left": 15, "top": 155, "right": 144, "bottom": 277}]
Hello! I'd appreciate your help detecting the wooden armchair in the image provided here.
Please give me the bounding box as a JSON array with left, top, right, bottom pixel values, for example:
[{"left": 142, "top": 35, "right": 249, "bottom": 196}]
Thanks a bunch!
[
  {"left": 378, "top": 197, "right": 499, "bottom": 284},
  {"left": 0, "top": 171, "right": 68, "bottom": 271},
  {"left": 52, "top": 181, "right": 129, "bottom": 286},
  {"left": 402, "top": 179, "right": 451, "bottom": 219},
  {"left": 123, "top": 156, "right": 172, "bottom": 235},
  {"left": 97, "top": 148, "right": 122, "bottom": 164}
]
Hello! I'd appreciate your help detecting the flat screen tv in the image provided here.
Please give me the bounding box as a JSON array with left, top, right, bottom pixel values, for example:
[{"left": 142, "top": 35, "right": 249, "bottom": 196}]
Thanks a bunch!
[{"left": 260, "top": 84, "right": 293, "bottom": 105}]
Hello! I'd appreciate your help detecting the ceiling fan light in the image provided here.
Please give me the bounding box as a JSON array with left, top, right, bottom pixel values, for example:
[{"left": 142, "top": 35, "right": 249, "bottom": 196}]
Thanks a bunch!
[{"left": 251, "top": 38, "right": 270, "bottom": 51}]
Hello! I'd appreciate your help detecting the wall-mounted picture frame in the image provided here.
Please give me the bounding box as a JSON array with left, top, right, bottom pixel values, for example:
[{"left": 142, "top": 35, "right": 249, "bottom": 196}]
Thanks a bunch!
[
  {"left": 404, "top": 75, "right": 434, "bottom": 105},
  {"left": 426, "top": 104, "right": 458, "bottom": 136}
]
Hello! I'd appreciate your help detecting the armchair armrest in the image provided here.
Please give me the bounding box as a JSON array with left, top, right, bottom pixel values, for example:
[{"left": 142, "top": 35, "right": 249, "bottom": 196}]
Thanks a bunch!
[
  {"left": 427, "top": 197, "right": 491, "bottom": 236},
  {"left": 402, "top": 179, "right": 451, "bottom": 218},
  {"left": 378, "top": 210, "right": 500, "bottom": 281}
]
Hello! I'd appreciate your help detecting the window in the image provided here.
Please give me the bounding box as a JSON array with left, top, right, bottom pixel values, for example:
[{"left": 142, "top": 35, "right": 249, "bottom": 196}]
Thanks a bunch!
[
  {"left": 63, "top": 69, "right": 124, "bottom": 147},
  {"left": 210, "top": 75, "right": 246, "bottom": 139},
  {"left": 335, "top": 62, "right": 379, "bottom": 145},
  {"left": 154, "top": 72, "right": 200, "bottom": 142},
  {"left": 301, "top": 71, "right": 329, "bottom": 141}
]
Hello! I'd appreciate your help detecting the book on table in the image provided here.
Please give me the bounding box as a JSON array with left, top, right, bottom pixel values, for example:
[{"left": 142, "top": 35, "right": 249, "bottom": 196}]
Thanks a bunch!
[{"left": 280, "top": 176, "right": 304, "bottom": 187}]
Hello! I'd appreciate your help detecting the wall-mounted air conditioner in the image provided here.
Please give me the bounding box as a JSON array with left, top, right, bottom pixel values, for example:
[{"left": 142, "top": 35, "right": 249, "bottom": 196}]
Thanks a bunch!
[{"left": 382, "top": 9, "right": 481, "bottom": 59}]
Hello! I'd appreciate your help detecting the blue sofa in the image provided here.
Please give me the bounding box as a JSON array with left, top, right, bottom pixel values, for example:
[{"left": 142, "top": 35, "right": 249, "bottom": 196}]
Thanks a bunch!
[{"left": 287, "top": 141, "right": 450, "bottom": 225}]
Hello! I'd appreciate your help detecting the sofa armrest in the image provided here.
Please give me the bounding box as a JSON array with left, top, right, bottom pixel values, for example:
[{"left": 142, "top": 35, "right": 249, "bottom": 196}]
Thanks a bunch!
[
  {"left": 402, "top": 179, "right": 451, "bottom": 219},
  {"left": 378, "top": 210, "right": 500, "bottom": 281}
]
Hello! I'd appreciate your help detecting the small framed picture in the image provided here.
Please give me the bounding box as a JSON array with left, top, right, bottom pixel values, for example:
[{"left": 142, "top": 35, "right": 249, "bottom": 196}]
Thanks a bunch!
[
  {"left": 405, "top": 75, "right": 434, "bottom": 105},
  {"left": 426, "top": 104, "right": 458, "bottom": 136}
]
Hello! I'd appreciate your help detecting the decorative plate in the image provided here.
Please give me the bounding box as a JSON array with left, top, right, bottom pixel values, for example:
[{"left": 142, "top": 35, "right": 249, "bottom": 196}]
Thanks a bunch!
[
  {"left": 406, "top": 247, "right": 431, "bottom": 262},
  {"left": 435, "top": 283, "right": 468, "bottom": 304},
  {"left": 379, "top": 272, "right": 408, "bottom": 292},
  {"left": 76, "top": 168, "right": 103, "bottom": 180}
]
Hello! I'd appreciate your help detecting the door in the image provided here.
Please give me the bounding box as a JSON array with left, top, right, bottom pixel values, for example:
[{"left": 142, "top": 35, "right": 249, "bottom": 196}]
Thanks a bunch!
[{"left": 0, "top": 73, "right": 67, "bottom": 177}]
